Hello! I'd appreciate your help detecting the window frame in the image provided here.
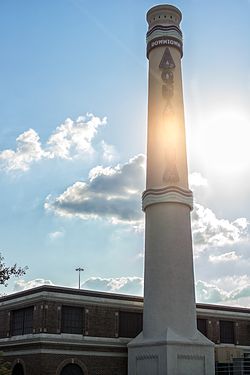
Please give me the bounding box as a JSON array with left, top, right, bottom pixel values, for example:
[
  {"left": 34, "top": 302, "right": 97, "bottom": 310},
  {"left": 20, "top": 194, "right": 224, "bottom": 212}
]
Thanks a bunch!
[
  {"left": 119, "top": 310, "right": 143, "bottom": 338},
  {"left": 219, "top": 320, "right": 235, "bottom": 344},
  {"left": 11, "top": 306, "right": 34, "bottom": 336},
  {"left": 197, "top": 318, "right": 208, "bottom": 337},
  {"left": 61, "top": 305, "right": 84, "bottom": 335}
]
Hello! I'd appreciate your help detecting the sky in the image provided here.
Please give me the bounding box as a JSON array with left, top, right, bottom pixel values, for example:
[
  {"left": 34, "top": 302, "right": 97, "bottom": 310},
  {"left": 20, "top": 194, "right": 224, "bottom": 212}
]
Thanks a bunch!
[{"left": 1, "top": 0, "right": 250, "bottom": 307}]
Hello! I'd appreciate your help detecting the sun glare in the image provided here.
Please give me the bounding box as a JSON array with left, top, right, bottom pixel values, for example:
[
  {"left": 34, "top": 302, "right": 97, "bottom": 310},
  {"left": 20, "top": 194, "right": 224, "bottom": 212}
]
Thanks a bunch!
[{"left": 198, "top": 110, "right": 250, "bottom": 173}]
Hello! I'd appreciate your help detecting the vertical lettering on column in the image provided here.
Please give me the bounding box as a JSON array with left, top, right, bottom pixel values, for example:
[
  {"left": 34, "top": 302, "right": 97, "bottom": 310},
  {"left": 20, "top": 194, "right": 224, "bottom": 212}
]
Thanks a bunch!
[{"left": 160, "top": 47, "right": 179, "bottom": 184}]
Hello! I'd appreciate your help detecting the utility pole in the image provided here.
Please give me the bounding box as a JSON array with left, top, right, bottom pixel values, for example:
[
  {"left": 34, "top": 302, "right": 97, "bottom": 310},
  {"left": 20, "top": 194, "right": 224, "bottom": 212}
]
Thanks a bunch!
[{"left": 75, "top": 267, "right": 84, "bottom": 289}]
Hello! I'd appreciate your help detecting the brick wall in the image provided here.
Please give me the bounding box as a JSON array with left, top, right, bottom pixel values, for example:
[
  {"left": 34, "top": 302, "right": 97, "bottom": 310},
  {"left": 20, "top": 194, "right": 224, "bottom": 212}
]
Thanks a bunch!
[
  {"left": 2, "top": 288, "right": 250, "bottom": 374},
  {"left": 235, "top": 320, "right": 250, "bottom": 346},
  {"left": 202, "top": 316, "right": 220, "bottom": 344},
  {"left": 1, "top": 303, "right": 250, "bottom": 343},
  {"left": 87, "top": 305, "right": 117, "bottom": 338},
  {"left": 6, "top": 353, "right": 128, "bottom": 375}
]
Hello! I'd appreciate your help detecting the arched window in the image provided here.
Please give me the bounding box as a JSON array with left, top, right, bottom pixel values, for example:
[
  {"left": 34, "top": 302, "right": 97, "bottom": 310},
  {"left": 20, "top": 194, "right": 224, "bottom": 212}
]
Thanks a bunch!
[
  {"left": 60, "top": 364, "right": 84, "bottom": 375},
  {"left": 12, "top": 363, "right": 24, "bottom": 375}
]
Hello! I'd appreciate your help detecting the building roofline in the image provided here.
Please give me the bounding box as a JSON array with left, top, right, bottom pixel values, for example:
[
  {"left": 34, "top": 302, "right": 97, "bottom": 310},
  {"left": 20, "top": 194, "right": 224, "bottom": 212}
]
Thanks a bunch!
[
  {"left": 1, "top": 285, "right": 250, "bottom": 315},
  {"left": 196, "top": 302, "right": 250, "bottom": 314},
  {"left": 0, "top": 285, "right": 143, "bottom": 303}
]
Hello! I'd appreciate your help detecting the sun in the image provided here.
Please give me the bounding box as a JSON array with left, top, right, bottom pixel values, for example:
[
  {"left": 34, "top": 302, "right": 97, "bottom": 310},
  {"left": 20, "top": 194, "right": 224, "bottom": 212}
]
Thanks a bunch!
[{"left": 197, "top": 110, "right": 250, "bottom": 174}]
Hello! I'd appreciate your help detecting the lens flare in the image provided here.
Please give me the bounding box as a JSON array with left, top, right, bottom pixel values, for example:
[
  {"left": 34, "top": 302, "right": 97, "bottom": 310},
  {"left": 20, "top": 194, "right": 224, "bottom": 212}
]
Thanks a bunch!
[{"left": 197, "top": 110, "right": 249, "bottom": 173}]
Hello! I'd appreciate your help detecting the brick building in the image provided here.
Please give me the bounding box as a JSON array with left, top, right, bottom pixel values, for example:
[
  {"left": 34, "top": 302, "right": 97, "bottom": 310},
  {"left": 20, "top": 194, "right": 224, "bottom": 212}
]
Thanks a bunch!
[{"left": 0, "top": 285, "right": 250, "bottom": 374}]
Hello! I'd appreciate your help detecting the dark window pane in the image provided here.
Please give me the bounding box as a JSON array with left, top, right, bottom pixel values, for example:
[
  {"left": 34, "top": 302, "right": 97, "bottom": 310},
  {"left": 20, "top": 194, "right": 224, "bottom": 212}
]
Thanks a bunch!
[
  {"left": 11, "top": 307, "right": 33, "bottom": 336},
  {"left": 12, "top": 363, "right": 24, "bottom": 375},
  {"left": 23, "top": 307, "right": 33, "bottom": 334},
  {"left": 11, "top": 310, "right": 24, "bottom": 336},
  {"left": 61, "top": 306, "right": 84, "bottom": 334},
  {"left": 220, "top": 320, "right": 235, "bottom": 344},
  {"left": 60, "top": 364, "right": 83, "bottom": 375},
  {"left": 119, "top": 311, "right": 142, "bottom": 338},
  {"left": 197, "top": 318, "right": 207, "bottom": 336}
]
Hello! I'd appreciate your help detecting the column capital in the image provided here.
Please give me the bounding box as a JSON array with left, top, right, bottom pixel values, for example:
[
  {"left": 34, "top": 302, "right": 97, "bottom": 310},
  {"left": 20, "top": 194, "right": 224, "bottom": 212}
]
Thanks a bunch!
[{"left": 146, "top": 4, "right": 183, "bottom": 58}]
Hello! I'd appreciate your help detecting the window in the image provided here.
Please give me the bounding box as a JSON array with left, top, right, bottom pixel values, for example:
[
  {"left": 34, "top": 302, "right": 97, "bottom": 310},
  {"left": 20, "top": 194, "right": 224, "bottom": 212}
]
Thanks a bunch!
[
  {"left": 60, "top": 364, "right": 83, "bottom": 375},
  {"left": 61, "top": 306, "right": 84, "bottom": 334},
  {"left": 11, "top": 306, "right": 33, "bottom": 336},
  {"left": 220, "top": 320, "right": 235, "bottom": 344},
  {"left": 197, "top": 318, "right": 207, "bottom": 337},
  {"left": 12, "top": 363, "right": 24, "bottom": 375},
  {"left": 119, "top": 311, "right": 142, "bottom": 338}
]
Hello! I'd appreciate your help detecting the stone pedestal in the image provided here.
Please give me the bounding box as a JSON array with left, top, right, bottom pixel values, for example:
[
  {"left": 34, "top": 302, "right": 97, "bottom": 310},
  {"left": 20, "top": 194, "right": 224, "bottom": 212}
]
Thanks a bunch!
[{"left": 128, "top": 329, "right": 214, "bottom": 375}]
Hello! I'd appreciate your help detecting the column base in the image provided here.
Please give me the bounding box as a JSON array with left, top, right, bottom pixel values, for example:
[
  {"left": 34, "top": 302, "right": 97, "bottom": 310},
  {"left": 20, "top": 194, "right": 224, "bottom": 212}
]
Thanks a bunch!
[{"left": 128, "top": 328, "right": 215, "bottom": 375}]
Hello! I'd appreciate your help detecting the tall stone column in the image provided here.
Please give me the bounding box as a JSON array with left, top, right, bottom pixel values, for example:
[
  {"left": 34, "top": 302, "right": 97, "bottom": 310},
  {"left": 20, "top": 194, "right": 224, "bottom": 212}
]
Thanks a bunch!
[{"left": 128, "top": 5, "right": 215, "bottom": 375}]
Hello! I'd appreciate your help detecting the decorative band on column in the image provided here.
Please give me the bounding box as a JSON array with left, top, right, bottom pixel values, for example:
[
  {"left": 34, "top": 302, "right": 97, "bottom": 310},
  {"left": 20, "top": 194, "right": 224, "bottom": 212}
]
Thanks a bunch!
[
  {"left": 142, "top": 186, "right": 193, "bottom": 211},
  {"left": 147, "top": 36, "right": 183, "bottom": 58},
  {"left": 146, "top": 25, "right": 182, "bottom": 43}
]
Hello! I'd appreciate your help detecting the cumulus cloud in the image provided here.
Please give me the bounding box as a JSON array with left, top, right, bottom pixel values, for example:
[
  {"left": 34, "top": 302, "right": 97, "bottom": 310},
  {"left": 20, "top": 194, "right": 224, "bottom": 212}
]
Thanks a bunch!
[
  {"left": 0, "top": 113, "right": 107, "bottom": 172},
  {"left": 82, "top": 276, "right": 143, "bottom": 296},
  {"left": 196, "top": 277, "right": 250, "bottom": 307},
  {"left": 209, "top": 251, "right": 241, "bottom": 263},
  {"left": 189, "top": 172, "right": 208, "bottom": 188},
  {"left": 0, "top": 129, "right": 47, "bottom": 171},
  {"left": 214, "top": 275, "right": 250, "bottom": 292},
  {"left": 100, "top": 140, "right": 117, "bottom": 162},
  {"left": 231, "top": 285, "right": 250, "bottom": 302},
  {"left": 44, "top": 158, "right": 249, "bottom": 244},
  {"left": 192, "top": 203, "right": 249, "bottom": 252},
  {"left": 196, "top": 280, "right": 228, "bottom": 303},
  {"left": 81, "top": 275, "right": 250, "bottom": 305},
  {"left": 47, "top": 114, "right": 106, "bottom": 159},
  {"left": 13, "top": 278, "right": 54, "bottom": 292},
  {"left": 44, "top": 154, "right": 145, "bottom": 228}
]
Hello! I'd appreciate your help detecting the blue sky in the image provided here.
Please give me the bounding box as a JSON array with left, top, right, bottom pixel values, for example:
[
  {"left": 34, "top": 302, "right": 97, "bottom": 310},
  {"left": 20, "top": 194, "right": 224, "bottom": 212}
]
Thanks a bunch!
[{"left": 1, "top": 0, "right": 250, "bottom": 306}]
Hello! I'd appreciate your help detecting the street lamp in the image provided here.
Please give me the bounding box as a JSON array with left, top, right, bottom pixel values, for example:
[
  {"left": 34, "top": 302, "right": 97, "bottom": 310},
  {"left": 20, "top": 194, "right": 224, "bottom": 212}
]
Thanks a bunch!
[{"left": 75, "top": 267, "right": 84, "bottom": 289}]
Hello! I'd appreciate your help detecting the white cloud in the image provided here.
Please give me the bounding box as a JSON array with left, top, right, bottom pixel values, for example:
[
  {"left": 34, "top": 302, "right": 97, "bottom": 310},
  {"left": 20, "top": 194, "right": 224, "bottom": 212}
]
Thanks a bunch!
[
  {"left": 12, "top": 276, "right": 250, "bottom": 306},
  {"left": 47, "top": 114, "right": 106, "bottom": 159},
  {"left": 189, "top": 172, "right": 208, "bottom": 188},
  {"left": 196, "top": 280, "right": 228, "bottom": 303},
  {"left": 209, "top": 251, "right": 241, "bottom": 263},
  {"left": 82, "top": 276, "right": 143, "bottom": 296},
  {"left": 0, "top": 113, "right": 107, "bottom": 172},
  {"left": 192, "top": 203, "right": 249, "bottom": 252},
  {"left": 13, "top": 278, "right": 53, "bottom": 292},
  {"left": 81, "top": 275, "right": 250, "bottom": 306},
  {"left": 212, "top": 275, "right": 250, "bottom": 292},
  {"left": 44, "top": 160, "right": 249, "bottom": 245},
  {"left": 44, "top": 154, "right": 145, "bottom": 228},
  {"left": 100, "top": 140, "right": 117, "bottom": 162},
  {"left": 48, "top": 231, "right": 64, "bottom": 240},
  {"left": 0, "top": 129, "right": 47, "bottom": 172},
  {"left": 196, "top": 277, "right": 250, "bottom": 307}
]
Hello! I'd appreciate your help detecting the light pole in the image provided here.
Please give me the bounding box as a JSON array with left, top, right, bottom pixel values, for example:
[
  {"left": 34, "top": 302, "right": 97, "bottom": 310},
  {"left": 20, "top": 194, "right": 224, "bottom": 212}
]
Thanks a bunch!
[{"left": 75, "top": 267, "right": 84, "bottom": 289}]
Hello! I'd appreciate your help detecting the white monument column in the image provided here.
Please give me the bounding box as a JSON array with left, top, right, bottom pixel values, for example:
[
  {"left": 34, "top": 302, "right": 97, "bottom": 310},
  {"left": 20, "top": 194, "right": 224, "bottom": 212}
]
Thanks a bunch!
[{"left": 128, "top": 5, "right": 215, "bottom": 375}]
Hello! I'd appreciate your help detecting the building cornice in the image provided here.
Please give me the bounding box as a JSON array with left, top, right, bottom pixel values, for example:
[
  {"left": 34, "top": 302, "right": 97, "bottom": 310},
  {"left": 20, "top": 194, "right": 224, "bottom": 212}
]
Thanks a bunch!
[
  {"left": 1, "top": 286, "right": 250, "bottom": 320},
  {"left": 0, "top": 333, "right": 130, "bottom": 350}
]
